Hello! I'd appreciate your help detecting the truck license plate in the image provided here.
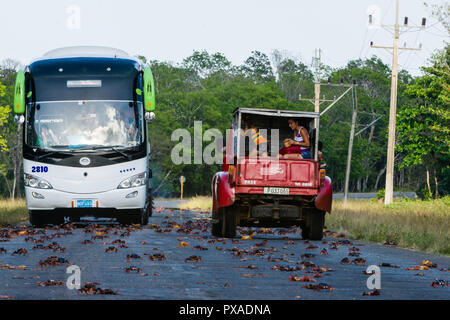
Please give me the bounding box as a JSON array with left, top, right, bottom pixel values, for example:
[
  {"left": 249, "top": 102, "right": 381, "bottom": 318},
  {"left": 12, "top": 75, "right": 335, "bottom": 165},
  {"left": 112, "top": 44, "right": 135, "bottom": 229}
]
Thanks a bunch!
[
  {"left": 75, "top": 200, "right": 93, "bottom": 208},
  {"left": 264, "top": 187, "right": 289, "bottom": 195}
]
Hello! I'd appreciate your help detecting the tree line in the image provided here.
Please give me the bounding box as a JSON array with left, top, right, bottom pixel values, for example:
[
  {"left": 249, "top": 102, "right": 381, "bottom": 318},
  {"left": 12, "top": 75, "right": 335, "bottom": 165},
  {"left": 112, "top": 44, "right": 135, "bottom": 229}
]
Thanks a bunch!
[{"left": 0, "top": 46, "right": 448, "bottom": 199}]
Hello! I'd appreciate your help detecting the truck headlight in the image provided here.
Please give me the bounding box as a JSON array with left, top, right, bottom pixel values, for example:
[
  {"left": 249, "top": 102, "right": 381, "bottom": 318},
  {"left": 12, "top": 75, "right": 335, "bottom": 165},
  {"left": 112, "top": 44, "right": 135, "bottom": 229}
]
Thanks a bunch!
[
  {"left": 24, "top": 174, "right": 53, "bottom": 189},
  {"left": 118, "top": 172, "right": 147, "bottom": 189}
]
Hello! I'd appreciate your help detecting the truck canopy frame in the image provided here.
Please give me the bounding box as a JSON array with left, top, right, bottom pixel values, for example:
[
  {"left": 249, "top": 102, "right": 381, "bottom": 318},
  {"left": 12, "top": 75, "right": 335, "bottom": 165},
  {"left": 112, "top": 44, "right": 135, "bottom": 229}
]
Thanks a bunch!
[{"left": 232, "top": 107, "right": 320, "bottom": 161}]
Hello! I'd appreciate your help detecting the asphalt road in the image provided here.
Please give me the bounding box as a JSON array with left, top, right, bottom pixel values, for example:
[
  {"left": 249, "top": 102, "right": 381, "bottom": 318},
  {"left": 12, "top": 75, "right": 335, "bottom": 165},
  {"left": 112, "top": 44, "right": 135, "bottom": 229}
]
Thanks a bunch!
[{"left": 0, "top": 204, "right": 448, "bottom": 300}]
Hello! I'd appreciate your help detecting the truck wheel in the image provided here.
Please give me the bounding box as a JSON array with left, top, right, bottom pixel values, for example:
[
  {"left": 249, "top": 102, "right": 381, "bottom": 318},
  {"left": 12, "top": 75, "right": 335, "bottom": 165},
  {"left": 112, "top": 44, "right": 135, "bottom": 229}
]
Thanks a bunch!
[
  {"left": 222, "top": 206, "right": 237, "bottom": 238},
  {"left": 29, "top": 211, "right": 49, "bottom": 228},
  {"left": 302, "top": 209, "right": 325, "bottom": 240},
  {"left": 211, "top": 200, "right": 223, "bottom": 237}
]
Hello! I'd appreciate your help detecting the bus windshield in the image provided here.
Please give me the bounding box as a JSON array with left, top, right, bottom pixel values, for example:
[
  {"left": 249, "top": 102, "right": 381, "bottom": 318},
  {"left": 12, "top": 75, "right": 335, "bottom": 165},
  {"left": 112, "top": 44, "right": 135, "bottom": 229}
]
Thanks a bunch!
[{"left": 25, "top": 100, "right": 144, "bottom": 151}]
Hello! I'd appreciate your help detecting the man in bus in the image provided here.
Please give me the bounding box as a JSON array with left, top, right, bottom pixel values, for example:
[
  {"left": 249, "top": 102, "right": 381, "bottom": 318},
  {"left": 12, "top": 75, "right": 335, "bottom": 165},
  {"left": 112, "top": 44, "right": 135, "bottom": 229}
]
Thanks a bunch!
[
  {"left": 119, "top": 107, "right": 139, "bottom": 144},
  {"left": 38, "top": 124, "right": 59, "bottom": 148}
]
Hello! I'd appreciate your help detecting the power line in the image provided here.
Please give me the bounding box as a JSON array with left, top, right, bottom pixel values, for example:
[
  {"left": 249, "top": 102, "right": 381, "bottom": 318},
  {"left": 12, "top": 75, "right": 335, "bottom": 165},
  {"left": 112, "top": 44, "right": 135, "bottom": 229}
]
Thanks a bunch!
[{"left": 403, "top": 28, "right": 422, "bottom": 70}]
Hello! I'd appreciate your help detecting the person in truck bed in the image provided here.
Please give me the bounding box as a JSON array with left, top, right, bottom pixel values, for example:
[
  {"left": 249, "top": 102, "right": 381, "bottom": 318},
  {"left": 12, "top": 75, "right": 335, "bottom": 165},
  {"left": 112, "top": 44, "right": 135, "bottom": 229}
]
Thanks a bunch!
[
  {"left": 279, "top": 118, "right": 311, "bottom": 159},
  {"left": 242, "top": 115, "right": 268, "bottom": 158}
]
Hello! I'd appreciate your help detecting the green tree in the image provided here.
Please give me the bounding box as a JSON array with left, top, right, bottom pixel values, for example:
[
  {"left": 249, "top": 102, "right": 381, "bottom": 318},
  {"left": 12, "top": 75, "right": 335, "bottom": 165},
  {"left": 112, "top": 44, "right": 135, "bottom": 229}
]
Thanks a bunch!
[
  {"left": 397, "top": 46, "right": 450, "bottom": 197},
  {"left": 241, "top": 51, "right": 275, "bottom": 83},
  {"left": 0, "top": 80, "right": 10, "bottom": 152}
]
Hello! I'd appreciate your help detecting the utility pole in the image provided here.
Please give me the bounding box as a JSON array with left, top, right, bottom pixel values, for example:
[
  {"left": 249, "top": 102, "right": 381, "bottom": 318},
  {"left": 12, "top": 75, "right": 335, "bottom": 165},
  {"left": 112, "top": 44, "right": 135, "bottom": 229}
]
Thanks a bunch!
[
  {"left": 343, "top": 86, "right": 357, "bottom": 205},
  {"left": 299, "top": 49, "right": 356, "bottom": 202},
  {"left": 300, "top": 48, "right": 336, "bottom": 114},
  {"left": 299, "top": 49, "right": 334, "bottom": 161},
  {"left": 314, "top": 49, "right": 322, "bottom": 115},
  {"left": 369, "top": 0, "right": 424, "bottom": 204}
]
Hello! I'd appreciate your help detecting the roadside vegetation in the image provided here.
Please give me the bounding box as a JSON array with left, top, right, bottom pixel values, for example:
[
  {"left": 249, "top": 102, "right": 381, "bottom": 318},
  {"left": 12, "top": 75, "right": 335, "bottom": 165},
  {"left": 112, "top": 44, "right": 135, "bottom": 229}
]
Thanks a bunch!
[
  {"left": 0, "top": 198, "right": 27, "bottom": 226},
  {"left": 327, "top": 197, "right": 450, "bottom": 256},
  {"left": 179, "top": 196, "right": 450, "bottom": 256},
  {"left": 178, "top": 196, "right": 212, "bottom": 211}
]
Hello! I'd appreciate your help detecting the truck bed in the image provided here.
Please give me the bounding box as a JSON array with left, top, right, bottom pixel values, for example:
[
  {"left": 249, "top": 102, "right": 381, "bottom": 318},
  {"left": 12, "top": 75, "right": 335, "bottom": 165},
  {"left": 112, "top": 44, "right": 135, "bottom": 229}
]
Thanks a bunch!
[{"left": 235, "top": 158, "right": 319, "bottom": 194}]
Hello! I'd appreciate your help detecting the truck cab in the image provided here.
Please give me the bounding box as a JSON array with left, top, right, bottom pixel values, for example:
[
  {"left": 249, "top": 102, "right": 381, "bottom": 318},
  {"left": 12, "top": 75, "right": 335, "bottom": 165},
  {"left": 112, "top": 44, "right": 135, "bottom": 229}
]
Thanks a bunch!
[{"left": 211, "top": 108, "right": 332, "bottom": 240}]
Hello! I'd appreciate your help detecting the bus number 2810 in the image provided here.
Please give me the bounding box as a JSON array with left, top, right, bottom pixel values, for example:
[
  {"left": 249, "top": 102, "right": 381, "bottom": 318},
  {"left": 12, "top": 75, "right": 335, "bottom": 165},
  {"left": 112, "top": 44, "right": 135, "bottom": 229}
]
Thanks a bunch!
[{"left": 32, "top": 166, "right": 48, "bottom": 173}]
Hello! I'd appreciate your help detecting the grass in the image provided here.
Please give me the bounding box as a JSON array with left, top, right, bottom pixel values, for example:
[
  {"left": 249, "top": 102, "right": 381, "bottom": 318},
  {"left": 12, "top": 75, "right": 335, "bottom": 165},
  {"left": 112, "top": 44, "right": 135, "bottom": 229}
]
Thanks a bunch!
[
  {"left": 327, "top": 197, "right": 450, "bottom": 256},
  {"left": 179, "top": 195, "right": 450, "bottom": 256},
  {"left": 0, "top": 199, "right": 28, "bottom": 227},
  {"left": 178, "top": 196, "right": 212, "bottom": 211}
]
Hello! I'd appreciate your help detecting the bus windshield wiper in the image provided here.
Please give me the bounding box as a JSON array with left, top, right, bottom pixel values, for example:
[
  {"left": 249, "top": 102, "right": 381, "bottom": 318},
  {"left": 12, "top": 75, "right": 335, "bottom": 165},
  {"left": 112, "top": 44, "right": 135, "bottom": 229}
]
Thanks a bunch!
[
  {"left": 36, "top": 146, "right": 71, "bottom": 160},
  {"left": 88, "top": 145, "right": 133, "bottom": 160},
  {"left": 46, "top": 145, "right": 71, "bottom": 151},
  {"left": 37, "top": 151, "right": 57, "bottom": 160}
]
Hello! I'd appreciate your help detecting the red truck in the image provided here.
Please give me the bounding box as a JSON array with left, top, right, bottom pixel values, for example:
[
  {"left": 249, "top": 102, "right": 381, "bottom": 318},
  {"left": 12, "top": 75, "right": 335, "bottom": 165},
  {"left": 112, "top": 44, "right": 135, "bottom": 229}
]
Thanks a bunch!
[{"left": 211, "top": 108, "right": 332, "bottom": 240}]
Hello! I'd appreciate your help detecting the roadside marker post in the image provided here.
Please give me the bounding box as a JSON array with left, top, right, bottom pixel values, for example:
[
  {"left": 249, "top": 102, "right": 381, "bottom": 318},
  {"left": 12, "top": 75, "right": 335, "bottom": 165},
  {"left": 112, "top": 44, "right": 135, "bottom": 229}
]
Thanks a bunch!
[{"left": 180, "top": 176, "right": 186, "bottom": 199}]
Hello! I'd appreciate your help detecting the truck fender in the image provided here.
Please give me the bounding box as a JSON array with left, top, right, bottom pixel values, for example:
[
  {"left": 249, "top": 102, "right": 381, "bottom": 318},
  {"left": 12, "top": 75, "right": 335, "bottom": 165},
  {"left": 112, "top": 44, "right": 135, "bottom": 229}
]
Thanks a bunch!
[
  {"left": 315, "top": 176, "right": 332, "bottom": 213},
  {"left": 212, "top": 172, "right": 235, "bottom": 212}
]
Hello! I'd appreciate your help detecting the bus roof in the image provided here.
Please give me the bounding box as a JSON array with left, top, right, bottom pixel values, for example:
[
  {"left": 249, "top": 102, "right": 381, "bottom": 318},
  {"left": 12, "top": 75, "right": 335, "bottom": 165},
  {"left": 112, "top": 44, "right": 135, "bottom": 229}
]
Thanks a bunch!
[{"left": 31, "top": 46, "right": 139, "bottom": 63}]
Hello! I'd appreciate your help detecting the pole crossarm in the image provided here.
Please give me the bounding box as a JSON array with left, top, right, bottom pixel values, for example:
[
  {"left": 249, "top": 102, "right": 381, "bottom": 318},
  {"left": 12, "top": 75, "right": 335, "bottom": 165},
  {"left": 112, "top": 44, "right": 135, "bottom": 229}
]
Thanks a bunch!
[
  {"left": 321, "top": 83, "right": 353, "bottom": 88},
  {"left": 320, "top": 86, "right": 354, "bottom": 116},
  {"left": 370, "top": 44, "right": 421, "bottom": 51},
  {"left": 298, "top": 98, "right": 316, "bottom": 106},
  {"left": 354, "top": 115, "right": 385, "bottom": 136}
]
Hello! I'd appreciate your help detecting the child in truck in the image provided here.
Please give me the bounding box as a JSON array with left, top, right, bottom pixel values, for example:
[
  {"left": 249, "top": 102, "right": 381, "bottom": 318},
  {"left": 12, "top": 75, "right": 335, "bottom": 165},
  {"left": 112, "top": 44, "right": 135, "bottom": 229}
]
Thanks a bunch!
[
  {"left": 279, "top": 118, "right": 311, "bottom": 159},
  {"left": 242, "top": 115, "right": 268, "bottom": 158}
]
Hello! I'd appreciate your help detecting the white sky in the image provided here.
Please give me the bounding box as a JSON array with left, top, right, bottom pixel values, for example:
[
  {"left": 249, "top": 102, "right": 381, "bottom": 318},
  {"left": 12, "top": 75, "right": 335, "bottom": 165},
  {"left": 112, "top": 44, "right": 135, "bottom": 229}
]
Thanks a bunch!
[{"left": 0, "top": 0, "right": 448, "bottom": 76}]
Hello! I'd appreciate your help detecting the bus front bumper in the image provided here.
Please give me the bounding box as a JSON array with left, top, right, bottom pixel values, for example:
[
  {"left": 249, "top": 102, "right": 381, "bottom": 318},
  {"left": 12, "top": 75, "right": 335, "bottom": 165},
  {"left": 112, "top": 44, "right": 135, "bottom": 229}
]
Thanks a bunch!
[{"left": 25, "top": 186, "right": 147, "bottom": 211}]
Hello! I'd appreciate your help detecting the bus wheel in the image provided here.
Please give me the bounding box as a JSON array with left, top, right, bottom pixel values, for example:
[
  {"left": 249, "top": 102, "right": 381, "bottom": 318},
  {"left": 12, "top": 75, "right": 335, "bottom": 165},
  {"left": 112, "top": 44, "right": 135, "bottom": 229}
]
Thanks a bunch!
[
  {"left": 141, "top": 209, "right": 149, "bottom": 226},
  {"left": 146, "top": 189, "right": 153, "bottom": 218},
  {"left": 29, "top": 211, "right": 49, "bottom": 228},
  {"left": 117, "top": 210, "right": 140, "bottom": 226},
  {"left": 302, "top": 209, "right": 325, "bottom": 240}
]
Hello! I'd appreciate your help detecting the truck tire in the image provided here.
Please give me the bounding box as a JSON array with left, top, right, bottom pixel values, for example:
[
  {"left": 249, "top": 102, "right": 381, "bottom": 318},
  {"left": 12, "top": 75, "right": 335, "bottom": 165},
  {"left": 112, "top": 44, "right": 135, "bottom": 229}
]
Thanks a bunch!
[
  {"left": 222, "top": 206, "right": 237, "bottom": 238},
  {"left": 302, "top": 209, "right": 325, "bottom": 240},
  {"left": 211, "top": 200, "right": 223, "bottom": 237},
  {"left": 211, "top": 204, "right": 236, "bottom": 238}
]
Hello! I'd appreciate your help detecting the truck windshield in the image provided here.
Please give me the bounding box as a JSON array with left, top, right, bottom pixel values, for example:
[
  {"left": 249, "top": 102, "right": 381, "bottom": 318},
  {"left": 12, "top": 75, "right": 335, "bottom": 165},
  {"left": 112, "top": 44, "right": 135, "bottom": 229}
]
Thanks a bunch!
[{"left": 25, "top": 100, "right": 144, "bottom": 151}]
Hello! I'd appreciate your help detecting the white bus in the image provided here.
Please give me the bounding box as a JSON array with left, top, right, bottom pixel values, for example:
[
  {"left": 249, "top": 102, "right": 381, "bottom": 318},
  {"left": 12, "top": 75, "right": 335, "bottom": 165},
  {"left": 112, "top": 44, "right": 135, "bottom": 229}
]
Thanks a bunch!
[{"left": 13, "top": 46, "right": 156, "bottom": 226}]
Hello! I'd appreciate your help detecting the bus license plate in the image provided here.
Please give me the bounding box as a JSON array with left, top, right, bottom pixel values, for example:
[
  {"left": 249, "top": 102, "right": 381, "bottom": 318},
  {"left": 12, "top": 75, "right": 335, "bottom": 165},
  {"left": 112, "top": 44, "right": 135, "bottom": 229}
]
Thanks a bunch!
[
  {"left": 76, "top": 200, "right": 93, "bottom": 208},
  {"left": 263, "top": 187, "right": 289, "bottom": 195}
]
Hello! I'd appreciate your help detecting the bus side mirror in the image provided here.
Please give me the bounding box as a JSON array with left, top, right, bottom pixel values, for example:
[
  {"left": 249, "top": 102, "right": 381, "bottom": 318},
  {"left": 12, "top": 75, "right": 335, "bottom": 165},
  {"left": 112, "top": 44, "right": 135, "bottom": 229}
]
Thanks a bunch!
[
  {"left": 143, "top": 67, "right": 156, "bottom": 112},
  {"left": 14, "top": 70, "right": 26, "bottom": 114},
  {"left": 145, "top": 112, "right": 155, "bottom": 122},
  {"left": 14, "top": 115, "right": 24, "bottom": 124}
]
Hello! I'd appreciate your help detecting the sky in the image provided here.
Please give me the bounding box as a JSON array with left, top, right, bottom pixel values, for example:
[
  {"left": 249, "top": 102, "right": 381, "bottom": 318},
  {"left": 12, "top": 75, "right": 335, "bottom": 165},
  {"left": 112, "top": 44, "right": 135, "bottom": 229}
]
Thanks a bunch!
[{"left": 0, "top": 0, "right": 448, "bottom": 76}]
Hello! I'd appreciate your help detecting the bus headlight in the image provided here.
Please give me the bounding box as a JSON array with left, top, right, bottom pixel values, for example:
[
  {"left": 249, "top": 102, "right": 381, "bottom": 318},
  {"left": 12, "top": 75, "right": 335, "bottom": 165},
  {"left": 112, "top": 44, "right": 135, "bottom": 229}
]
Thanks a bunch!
[
  {"left": 118, "top": 172, "right": 147, "bottom": 189},
  {"left": 24, "top": 174, "right": 53, "bottom": 189}
]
